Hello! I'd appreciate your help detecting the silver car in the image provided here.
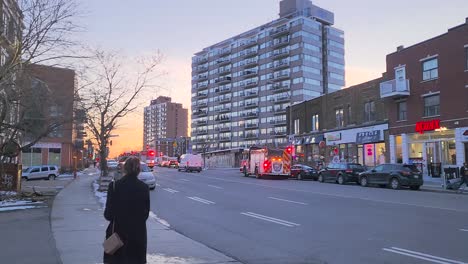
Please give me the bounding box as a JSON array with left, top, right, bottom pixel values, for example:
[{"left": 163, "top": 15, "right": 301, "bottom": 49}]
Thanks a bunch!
[{"left": 138, "top": 164, "right": 156, "bottom": 190}]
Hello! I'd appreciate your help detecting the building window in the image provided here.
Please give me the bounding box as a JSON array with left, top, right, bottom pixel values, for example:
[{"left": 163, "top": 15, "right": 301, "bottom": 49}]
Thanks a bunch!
[
  {"left": 294, "top": 119, "right": 300, "bottom": 134},
  {"left": 364, "top": 101, "right": 376, "bottom": 122},
  {"left": 335, "top": 108, "right": 344, "bottom": 128},
  {"left": 347, "top": 105, "right": 352, "bottom": 124},
  {"left": 311, "top": 114, "right": 319, "bottom": 131},
  {"left": 422, "top": 58, "right": 438, "bottom": 81},
  {"left": 424, "top": 94, "right": 440, "bottom": 117},
  {"left": 465, "top": 47, "right": 468, "bottom": 71},
  {"left": 397, "top": 101, "right": 407, "bottom": 121}
]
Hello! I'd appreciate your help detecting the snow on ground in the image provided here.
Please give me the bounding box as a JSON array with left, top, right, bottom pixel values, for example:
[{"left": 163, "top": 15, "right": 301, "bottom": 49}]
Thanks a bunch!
[
  {"left": 149, "top": 211, "right": 171, "bottom": 228},
  {"left": 0, "top": 191, "right": 17, "bottom": 196},
  {"left": 0, "top": 199, "right": 46, "bottom": 212},
  {"left": 0, "top": 200, "right": 44, "bottom": 207},
  {"left": 93, "top": 178, "right": 107, "bottom": 208},
  {"left": 0, "top": 205, "right": 47, "bottom": 212}
]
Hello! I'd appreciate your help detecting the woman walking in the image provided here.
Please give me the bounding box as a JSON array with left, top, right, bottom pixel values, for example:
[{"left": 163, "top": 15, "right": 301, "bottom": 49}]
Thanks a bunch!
[{"left": 104, "top": 156, "right": 150, "bottom": 264}]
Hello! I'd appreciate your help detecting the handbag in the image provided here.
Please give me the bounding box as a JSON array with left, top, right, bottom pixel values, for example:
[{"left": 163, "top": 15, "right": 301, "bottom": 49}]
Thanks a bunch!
[{"left": 103, "top": 182, "right": 124, "bottom": 255}]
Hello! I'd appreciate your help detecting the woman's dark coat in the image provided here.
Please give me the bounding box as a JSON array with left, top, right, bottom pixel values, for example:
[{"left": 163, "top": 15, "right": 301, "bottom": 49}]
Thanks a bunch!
[{"left": 103, "top": 176, "right": 150, "bottom": 264}]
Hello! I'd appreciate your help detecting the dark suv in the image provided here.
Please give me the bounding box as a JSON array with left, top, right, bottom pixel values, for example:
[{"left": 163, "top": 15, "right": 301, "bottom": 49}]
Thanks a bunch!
[
  {"left": 318, "top": 163, "right": 365, "bottom": 184},
  {"left": 358, "top": 163, "right": 423, "bottom": 190}
]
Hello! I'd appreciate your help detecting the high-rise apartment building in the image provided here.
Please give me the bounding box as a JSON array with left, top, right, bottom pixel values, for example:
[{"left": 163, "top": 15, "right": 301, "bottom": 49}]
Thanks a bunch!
[
  {"left": 143, "top": 96, "right": 188, "bottom": 156},
  {"left": 191, "top": 0, "right": 344, "bottom": 156}
]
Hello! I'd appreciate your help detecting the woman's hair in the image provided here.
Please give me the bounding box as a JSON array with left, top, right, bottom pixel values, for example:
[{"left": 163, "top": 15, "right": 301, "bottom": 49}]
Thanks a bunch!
[{"left": 124, "top": 156, "right": 141, "bottom": 177}]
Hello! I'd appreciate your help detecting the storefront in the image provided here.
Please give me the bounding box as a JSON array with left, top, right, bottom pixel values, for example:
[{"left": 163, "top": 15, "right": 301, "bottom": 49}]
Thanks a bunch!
[
  {"left": 389, "top": 119, "right": 463, "bottom": 177},
  {"left": 293, "top": 134, "right": 325, "bottom": 167},
  {"left": 324, "top": 124, "right": 388, "bottom": 167}
]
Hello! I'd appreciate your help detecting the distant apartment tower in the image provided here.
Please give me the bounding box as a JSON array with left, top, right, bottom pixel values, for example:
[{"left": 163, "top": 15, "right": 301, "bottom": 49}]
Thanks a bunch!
[
  {"left": 191, "top": 0, "right": 345, "bottom": 155},
  {"left": 143, "top": 96, "right": 188, "bottom": 156}
]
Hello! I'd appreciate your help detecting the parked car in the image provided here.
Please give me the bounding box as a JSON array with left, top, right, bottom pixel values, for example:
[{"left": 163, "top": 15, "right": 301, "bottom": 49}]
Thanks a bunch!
[
  {"left": 358, "top": 163, "right": 423, "bottom": 190},
  {"left": 161, "top": 160, "right": 170, "bottom": 167},
  {"left": 318, "top": 163, "right": 365, "bottom": 184},
  {"left": 22, "top": 165, "right": 60, "bottom": 180},
  {"left": 117, "top": 157, "right": 128, "bottom": 172},
  {"left": 138, "top": 163, "right": 156, "bottom": 190},
  {"left": 168, "top": 160, "right": 179, "bottom": 168},
  {"left": 107, "top": 159, "right": 119, "bottom": 170},
  {"left": 290, "top": 164, "right": 318, "bottom": 180},
  {"left": 178, "top": 154, "right": 203, "bottom": 173}
]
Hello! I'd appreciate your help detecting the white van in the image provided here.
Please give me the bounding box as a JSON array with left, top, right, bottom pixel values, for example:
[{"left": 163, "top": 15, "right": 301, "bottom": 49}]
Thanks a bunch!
[{"left": 178, "top": 154, "right": 203, "bottom": 173}]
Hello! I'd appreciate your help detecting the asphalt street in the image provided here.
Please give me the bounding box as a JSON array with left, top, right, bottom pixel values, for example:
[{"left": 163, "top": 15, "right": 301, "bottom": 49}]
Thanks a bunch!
[{"left": 151, "top": 167, "right": 468, "bottom": 264}]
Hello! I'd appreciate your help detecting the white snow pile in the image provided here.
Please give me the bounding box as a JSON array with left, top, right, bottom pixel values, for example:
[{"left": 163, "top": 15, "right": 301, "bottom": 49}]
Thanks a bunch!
[
  {"left": 0, "top": 199, "right": 46, "bottom": 212},
  {"left": 93, "top": 179, "right": 107, "bottom": 208},
  {"left": 0, "top": 191, "right": 17, "bottom": 196}
]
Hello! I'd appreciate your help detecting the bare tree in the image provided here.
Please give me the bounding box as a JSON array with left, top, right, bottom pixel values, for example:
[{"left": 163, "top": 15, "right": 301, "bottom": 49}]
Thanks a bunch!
[
  {"left": 0, "top": 0, "right": 82, "bottom": 160},
  {"left": 80, "top": 49, "right": 163, "bottom": 182}
]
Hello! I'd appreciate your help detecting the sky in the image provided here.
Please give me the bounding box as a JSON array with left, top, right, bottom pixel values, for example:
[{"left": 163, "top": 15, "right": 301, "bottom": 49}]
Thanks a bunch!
[{"left": 77, "top": 0, "right": 468, "bottom": 157}]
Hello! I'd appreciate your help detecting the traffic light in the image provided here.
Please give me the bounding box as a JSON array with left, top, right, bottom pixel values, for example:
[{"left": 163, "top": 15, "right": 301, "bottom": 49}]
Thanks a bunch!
[
  {"left": 286, "top": 146, "right": 292, "bottom": 154},
  {"left": 148, "top": 150, "right": 155, "bottom": 156}
]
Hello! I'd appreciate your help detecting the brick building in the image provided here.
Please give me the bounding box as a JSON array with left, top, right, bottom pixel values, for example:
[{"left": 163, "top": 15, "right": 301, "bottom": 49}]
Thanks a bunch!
[
  {"left": 288, "top": 77, "right": 388, "bottom": 168},
  {"left": 382, "top": 18, "right": 468, "bottom": 177}
]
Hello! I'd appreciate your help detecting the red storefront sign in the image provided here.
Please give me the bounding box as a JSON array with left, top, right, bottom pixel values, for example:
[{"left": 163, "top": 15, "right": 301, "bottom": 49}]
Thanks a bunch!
[{"left": 415, "top": 119, "right": 441, "bottom": 134}]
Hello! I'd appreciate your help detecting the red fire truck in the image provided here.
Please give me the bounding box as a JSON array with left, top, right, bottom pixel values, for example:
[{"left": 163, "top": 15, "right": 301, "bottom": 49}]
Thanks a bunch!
[{"left": 241, "top": 146, "right": 292, "bottom": 179}]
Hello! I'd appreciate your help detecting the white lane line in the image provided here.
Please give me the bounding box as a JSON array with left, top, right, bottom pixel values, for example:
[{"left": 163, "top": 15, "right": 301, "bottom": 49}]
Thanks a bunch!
[
  {"left": 268, "top": 196, "right": 308, "bottom": 205},
  {"left": 155, "top": 183, "right": 160, "bottom": 186},
  {"left": 241, "top": 212, "right": 300, "bottom": 227},
  {"left": 207, "top": 184, "right": 223, "bottom": 189},
  {"left": 383, "top": 247, "right": 468, "bottom": 264},
  {"left": 460, "top": 229, "right": 468, "bottom": 232},
  {"left": 180, "top": 179, "right": 190, "bottom": 182},
  {"left": 163, "top": 188, "right": 179, "bottom": 193},
  {"left": 187, "top": 196, "right": 215, "bottom": 205}
]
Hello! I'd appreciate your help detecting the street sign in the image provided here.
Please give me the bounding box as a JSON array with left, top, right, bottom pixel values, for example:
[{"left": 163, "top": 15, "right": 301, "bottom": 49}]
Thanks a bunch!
[{"left": 288, "top": 135, "right": 294, "bottom": 143}]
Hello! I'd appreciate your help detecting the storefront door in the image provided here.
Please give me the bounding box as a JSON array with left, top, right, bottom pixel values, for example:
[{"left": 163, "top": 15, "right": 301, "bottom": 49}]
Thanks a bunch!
[{"left": 426, "top": 142, "right": 441, "bottom": 164}]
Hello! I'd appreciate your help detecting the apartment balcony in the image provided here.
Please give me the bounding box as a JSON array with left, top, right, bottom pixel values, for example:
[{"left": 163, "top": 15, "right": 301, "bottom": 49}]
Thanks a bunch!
[
  {"left": 273, "top": 108, "right": 287, "bottom": 115},
  {"left": 197, "top": 83, "right": 208, "bottom": 90},
  {"left": 270, "top": 131, "right": 287, "bottom": 137},
  {"left": 273, "top": 61, "right": 290, "bottom": 70},
  {"left": 196, "top": 65, "right": 208, "bottom": 73},
  {"left": 243, "top": 133, "right": 259, "bottom": 139},
  {"left": 272, "top": 49, "right": 290, "bottom": 59},
  {"left": 239, "top": 69, "right": 258, "bottom": 78},
  {"left": 244, "top": 39, "right": 258, "bottom": 48},
  {"left": 241, "top": 80, "right": 258, "bottom": 89},
  {"left": 215, "top": 76, "right": 232, "bottom": 85},
  {"left": 196, "top": 120, "right": 207, "bottom": 125},
  {"left": 241, "top": 112, "right": 258, "bottom": 119},
  {"left": 196, "top": 92, "right": 208, "bottom": 98},
  {"left": 270, "top": 96, "right": 290, "bottom": 104},
  {"left": 269, "top": 27, "right": 289, "bottom": 37},
  {"left": 215, "top": 116, "right": 231, "bottom": 123},
  {"left": 219, "top": 136, "right": 231, "bottom": 142},
  {"left": 243, "top": 101, "right": 258, "bottom": 109},
  {"left": 274, "top": 72, "right": 290, "bottom": 81},
  {"left": 243, "top": 59, "right": 258, "bottom": 67},
  {"left": 220, "top": 49, "right": 231, "bottom": 56},
  {"left": 215, "top": 87, "right": 231, "bottom": 94},
  {"left": 242, "top": 90, "right": 258, "bottom": 99},
  {"left": 269, "top": 119, "right": 287, "bottom": 126},
  {"left": 270, "top": 83, "right": 290, "bottom": 93},
  {"left": 218, "top": 97, "right": 232, "bottom": 103},
  {"left": 197, "top": 74, "right": 208, "bottom": 81},
  {"left": 197, "top": 102, "right": 208, "bottom": 107},
  {"left": 243, "top": 49, "right": 258, "bottom": 58},
  {"left": 218, "top": 68, "right": 231, "bottom": 75},
  {"left": 216, "top": 126, "right": 231, "bottom": 132},
  {"left": 216, "top": 58, "right": 231, "bottom": 66},
  {"left": 244, "top": 123, "right": 259, "bottom": 129},
  {"left": 193, "top": 110, "right": 208, "bottom": 117},
  {"left": 196, "top": 129, "right": 208, "bottom": 135},
  {"left": 215, "top": 107, "right": 231, "bottom": 113},
  {"left": 380, "top": 79, "right": 410, "bottom": 99},
  {"left": 272, "top": 39, "right": 290, "bottom": 48}
]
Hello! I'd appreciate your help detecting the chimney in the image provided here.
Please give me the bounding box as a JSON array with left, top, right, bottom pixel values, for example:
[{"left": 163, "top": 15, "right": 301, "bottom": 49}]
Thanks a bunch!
[{"left": 397, "top": 45, "right": 404, "bottom": 52}]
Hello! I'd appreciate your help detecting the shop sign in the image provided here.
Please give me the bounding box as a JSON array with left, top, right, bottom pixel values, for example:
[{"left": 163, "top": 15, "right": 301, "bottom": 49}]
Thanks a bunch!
[
  {"left": 325, "top": 132, "right": 341, "bottom": 142},
  {"left": 304, "top": 135, "right": 324, "bottom": 145},
  {"left": 415, "top": 119, "right": 440, "bottom": 134},
  {"left": 356, "top": 130, "right": 381, "bottom": 144}
]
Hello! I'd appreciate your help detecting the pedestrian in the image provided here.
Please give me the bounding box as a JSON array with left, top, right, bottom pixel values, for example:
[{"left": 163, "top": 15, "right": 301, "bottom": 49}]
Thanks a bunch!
[
  {"left": 103, "top": 156, "right": 150, "bottom": 264},
  {"left": 94, "top": 160, "right": 97, "bottom": 168},
  {"left": 459, "top": 162, "right": 468, "bottom": 194}
]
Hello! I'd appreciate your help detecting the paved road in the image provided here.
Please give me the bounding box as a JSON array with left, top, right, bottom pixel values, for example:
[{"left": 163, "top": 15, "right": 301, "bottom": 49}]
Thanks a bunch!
[{"left": 151, "top": 167, "right": 468, "bottom": 264}]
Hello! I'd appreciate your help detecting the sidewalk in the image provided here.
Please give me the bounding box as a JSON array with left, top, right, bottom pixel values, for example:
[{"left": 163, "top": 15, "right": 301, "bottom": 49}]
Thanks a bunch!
[{"left": 51, "top": 168, "right": 241, "bottom": 264}]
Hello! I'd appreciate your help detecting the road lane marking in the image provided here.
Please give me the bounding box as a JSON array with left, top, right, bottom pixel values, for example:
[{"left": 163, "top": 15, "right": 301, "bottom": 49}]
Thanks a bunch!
[
  {"left": 163, "top": 188, "right": 179, "bottom": 193},
  {"left": 383, "top": 247, "right": 468, "bottom": 264},
  {"left": 180, "top": 179, "right": 190, "bottom": 182},
  {"left": 155, "top": 183, "right": 160, "bottom": 186},
  {"left": 207, "top": 184, "right": 223, "bottom": 189},
  {"left": 268, "top": 197, "right": 308, "bottom": 205},
  {"left": 241, "top": 212, "right": 300, "bottom": 227},
  {"left": 187, "top": 196, "right": 215, "bottom": 205},
  {"left": 460, "top": 229, "right": 468, "bottom": 232}
]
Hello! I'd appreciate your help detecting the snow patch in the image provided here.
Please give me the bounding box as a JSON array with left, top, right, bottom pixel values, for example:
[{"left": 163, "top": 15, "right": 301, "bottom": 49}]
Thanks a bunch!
[
  {"left": 0, "top": 200, "right": 43, "bottom": 207},
  {"left": 149, "top": 211, "right": 170, "bottom": 228},
  {"left": 0, "top": 205, "right": 46, "bottom": 212},
  {"left": 0, "top": 191, "right": 17, "bottom": 196},
  {"left": 93, "top": 179, "right": 107, "bottom": 208}
]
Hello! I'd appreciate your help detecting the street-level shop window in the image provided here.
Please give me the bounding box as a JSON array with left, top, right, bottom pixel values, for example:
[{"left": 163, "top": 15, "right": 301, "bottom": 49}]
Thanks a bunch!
[
  {"left": 397, "top": 101, "right": 407, "bottom": 121},
  {"left": 424, "top": 94, "right": 440, "bottom": 117},
  {"left": 335, "top": 108, "right": 344, "bottom": 128},
  {"left": 311, "top": 114, "right": 319, "bottom": 131},
  {"left": 364, "top": 101, "right": 376, "bottom": 122},
  {"left": 422, "top": 58, "right": 438, "bottom": 81}
]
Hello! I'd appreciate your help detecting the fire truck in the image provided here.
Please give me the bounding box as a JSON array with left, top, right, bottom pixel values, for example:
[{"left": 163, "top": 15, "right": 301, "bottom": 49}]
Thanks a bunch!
[{"left": 242, "top": 146, "right": 292, "bottom": 179}]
